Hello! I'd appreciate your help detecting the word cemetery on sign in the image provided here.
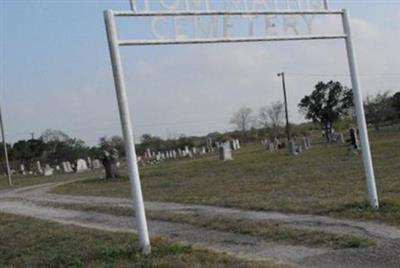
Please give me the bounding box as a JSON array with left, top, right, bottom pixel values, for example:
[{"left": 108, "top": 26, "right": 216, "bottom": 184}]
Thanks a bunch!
[{"left": 116, "top": 0, "right": 337, "bottom": 46}]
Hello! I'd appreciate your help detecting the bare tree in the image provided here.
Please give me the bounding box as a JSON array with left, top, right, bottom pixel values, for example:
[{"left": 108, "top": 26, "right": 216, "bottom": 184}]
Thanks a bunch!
[
  {"left": 230, "top": 107, "right": 254, "bottom": 133},
  {"left": 268, "top": 102, "right": 285, "bottom": 130},
  {"left": 259, "top": 102, "right": 284, "bottom": 137},
  {"left": 258, "top": 106, "right": 270, "bottom": 128}
]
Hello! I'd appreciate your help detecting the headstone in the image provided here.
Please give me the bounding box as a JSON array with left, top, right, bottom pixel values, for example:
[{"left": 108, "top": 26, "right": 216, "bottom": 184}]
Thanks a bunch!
[
  {"left": 297, "top": 144, "right": 303, "bottom": 154},
  {"left": 306, "top": 137, "right": 311, "bottom": 148},
  {"left": 218, "top": 142, "right": 233, "bottom": 161},
  {"left": 36, "top": 161, "right": 43, "bottom": 175},
  {"left": 55, "top": 165, "right": 60, "bottom": 171},
  {"left": 349, "top": 128, "right": 359, "bottom": 151},
  {"left": 146, "top": 148, "right": 152, "bottom": 158},
  {"left": 62, "top": 162, "right": 69, "bottom": 173},
  {"left": 43, "top": 164, "right": 54, "bottom": 176},
  {"left": 20, "top": 164, "right": 26, "bottom": 175},
  {"left": 235, "top": 139, "right": 241, "bottom": 149},
  {"left": 273, "top": 137, "right": 280, "bottom": 149},
  {"left": 201, "top": 146, "right": 206, "bottom": 155},
  {"left": 339, "top": 132, "right": 345, "bottom": 144},
  {"left": 230, "top": 140, "right": 235, "bottom": 151},
  {"left": 206, "top": 137, "right": 214, "bottom": 152},
  {"left": 87, "top": 157, "right": 92, "bottom": 169},
  {"left": 268, "top": 142, "right": 275, "bottom": 152},
  {"left": 92, "top": 159, "right": 101, "bottom": 169},
  {"left": 288, "top": 140, "right": 298, "bottom": 155},
  {"left": 67, "top": 161, "right": 73, "bottom": 172},
  {"left": 76, "top": 159, "right": 88, "bottom": 172},
  {"left": 302, "top": 137, "right": 309, "bottom": 150}
]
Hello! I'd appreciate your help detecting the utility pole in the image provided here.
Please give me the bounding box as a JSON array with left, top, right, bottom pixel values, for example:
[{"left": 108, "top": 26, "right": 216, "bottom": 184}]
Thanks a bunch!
[
  {"left": 0, "top": 103, "right": 12, "bottom": 185},
  {"left": 30, "top": 132, "right": 34, "bottom": 140},
  {"left": 277, "top": 72, "right": 290, "bottom": 143}
]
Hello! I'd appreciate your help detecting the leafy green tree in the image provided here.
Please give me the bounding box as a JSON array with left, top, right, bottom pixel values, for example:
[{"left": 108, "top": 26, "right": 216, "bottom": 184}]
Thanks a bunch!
[
  {"left": 298, "top": 81, "right": 353, "bottom": 142},
  {"left": 99, "top": 136, "right": 125, "bottom": 157},
  {"left": 365, "top": 91, "right": 396, "bottom": 131},
  {"left": 12, "top": 139, "right": 47, "bottom": 164},
  {"left": 392, "top": 91, "right": 400, "bottom": 120}
]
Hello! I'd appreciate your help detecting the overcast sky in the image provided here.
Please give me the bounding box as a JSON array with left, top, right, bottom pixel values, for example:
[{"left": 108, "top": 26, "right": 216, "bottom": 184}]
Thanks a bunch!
[{"left": 1, "top": 0, "right": 399, "bottom": 145}]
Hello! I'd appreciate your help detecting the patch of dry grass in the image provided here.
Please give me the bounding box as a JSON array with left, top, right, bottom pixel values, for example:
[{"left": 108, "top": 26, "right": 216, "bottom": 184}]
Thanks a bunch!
[
  {"left": 0, "top": 212, "right": 280, "bottom": 267},
  {"left": 34, "top": 201, "right": 376, "bottom": 250}
]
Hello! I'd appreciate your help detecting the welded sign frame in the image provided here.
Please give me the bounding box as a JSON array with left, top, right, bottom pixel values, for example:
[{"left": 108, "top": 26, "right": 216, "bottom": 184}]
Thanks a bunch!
[{"left": 104, "top": 3, "right": 379, "bottom": 254}]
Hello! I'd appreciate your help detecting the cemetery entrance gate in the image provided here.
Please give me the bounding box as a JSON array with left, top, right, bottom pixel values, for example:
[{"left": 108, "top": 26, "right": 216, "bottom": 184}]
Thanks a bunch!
[{"left": 104, "top": 0, "right": 379, "bottom": 254}]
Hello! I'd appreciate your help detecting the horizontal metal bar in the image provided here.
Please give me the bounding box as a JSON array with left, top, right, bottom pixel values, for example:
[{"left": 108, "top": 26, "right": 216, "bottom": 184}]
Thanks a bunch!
[
  {"left": 113, "top": 10, "right": 343, "bottom": 17},
  {"left": 118, "top": 34, "right": 346, "bottom": 46}
]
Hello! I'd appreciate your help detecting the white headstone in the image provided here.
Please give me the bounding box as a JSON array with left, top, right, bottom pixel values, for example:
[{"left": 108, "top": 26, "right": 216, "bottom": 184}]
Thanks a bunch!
[
  {"left": 43, "top": 164, "right": 54, "bottom": 176},
  {"left": 268, "top": 142, "right": 275, "bottom": 152},
  {"left": 87, "top": 157, "right": 92, "bottom": 169},
  {"left": 92, "top": 159, "right": 101, "bottom": 169},
  {"left": 20, "top": 164, "right": 26, "bottom": 175},
  {"left": 235, "top": 139, "right": 241, "bottom": 149},
  {"left": 219, "top": 142, "right": 233, "bottom": 161},
  {"left": 76, "top": 159, "right": 88, "bottom": 172},
  {"left": 289, "top": 140, "right": 298, "bottom": 156},
  {"left": 146, "top": 148, "right": 152, "bottom": 158},
  {"left": 339, "top": 132, "right": 345, "bottom": 144},
  {"left": 36, "top": 161, "right": 43, "bottom": 175},
  {"left": 302, "top": 137, "right": 309, "bottom": 150}
]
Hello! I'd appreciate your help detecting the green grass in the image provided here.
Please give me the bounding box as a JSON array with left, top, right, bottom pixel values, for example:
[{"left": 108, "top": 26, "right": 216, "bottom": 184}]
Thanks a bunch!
[
  {"left": 0, "top": 213, "right": 280, "bottom": 268},
  {"left": 34, "top": 201, "right": 376, "bottom": 250},
  {"left": 53, "top": 129, "right": 400, "bottom": 225}
]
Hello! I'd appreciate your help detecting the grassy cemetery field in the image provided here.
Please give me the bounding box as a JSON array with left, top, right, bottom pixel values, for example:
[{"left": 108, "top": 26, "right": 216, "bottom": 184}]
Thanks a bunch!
[
  {"left": 52, "top": 129, "right": 400, "bottom": 226},
  {"left": 1, "top": 128, "right": 399, "bottom": 267}
]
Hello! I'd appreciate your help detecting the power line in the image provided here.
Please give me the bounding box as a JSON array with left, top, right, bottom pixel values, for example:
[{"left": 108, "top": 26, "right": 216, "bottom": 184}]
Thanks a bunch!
[{"left": 285, "top": 72, "right": 400, "bottom": 77}]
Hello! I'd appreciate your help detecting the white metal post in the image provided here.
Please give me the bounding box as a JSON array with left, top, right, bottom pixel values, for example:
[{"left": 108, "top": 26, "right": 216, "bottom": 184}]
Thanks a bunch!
[
  {"left": 342, "top": 9, "right": 379, "bottom": 209},
  {"left": 0, "top": 103, "right": 12, "bottom": 186},
  {"left": 104, "top": 10, "right": 151, "bottom": 253}
]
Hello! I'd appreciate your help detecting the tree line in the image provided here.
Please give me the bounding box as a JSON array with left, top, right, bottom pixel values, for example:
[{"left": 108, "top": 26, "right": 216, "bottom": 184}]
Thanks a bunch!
[
  {"left": 230, "top": 81, "right": 400, "bottom": 142},
  {"left": 1, "top": 81, "right": 398, "bottom": 172}
]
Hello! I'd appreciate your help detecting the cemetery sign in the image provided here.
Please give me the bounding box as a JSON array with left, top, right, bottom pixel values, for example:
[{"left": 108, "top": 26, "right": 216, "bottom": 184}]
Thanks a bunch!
[{"left": 104, "top": 0, "right": 379, "bottom": 254}]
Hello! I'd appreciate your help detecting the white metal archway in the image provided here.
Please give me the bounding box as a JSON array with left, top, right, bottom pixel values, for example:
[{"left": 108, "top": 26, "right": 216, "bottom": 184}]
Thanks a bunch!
[{"left": 104, "top": 0, "right": 378, "bottom": 254}]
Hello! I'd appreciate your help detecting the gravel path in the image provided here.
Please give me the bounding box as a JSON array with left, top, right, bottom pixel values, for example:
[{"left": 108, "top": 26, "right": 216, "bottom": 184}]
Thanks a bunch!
[{"left": 1, "top": 181, "right": 399, "bottom": 267}]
